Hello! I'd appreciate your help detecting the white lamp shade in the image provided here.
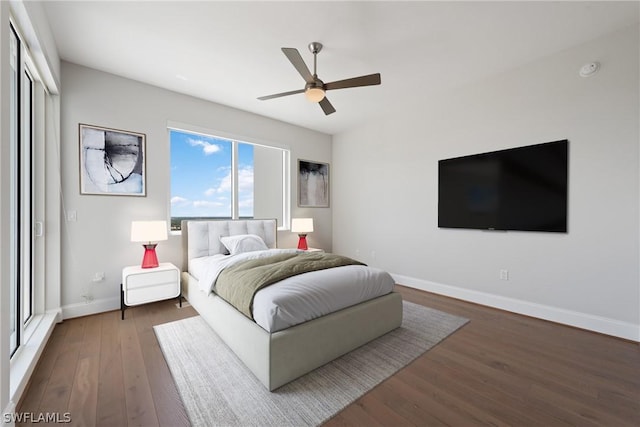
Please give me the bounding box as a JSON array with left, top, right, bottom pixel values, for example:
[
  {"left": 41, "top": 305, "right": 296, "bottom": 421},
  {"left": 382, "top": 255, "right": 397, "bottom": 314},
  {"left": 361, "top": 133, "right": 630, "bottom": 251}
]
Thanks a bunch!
[
  {"left": 131, "top": 220, "right": 168, "bottom": 243},
  {"left": 291, "top": 218, "right": 314, "bottom": 233}
]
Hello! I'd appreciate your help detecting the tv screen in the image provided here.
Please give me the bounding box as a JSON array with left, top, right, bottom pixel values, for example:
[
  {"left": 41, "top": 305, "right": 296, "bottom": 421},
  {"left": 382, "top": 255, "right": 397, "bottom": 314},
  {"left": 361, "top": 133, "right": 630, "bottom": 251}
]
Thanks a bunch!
[{"left": 438, "top": 140, "right": 568, "bottom": 232}]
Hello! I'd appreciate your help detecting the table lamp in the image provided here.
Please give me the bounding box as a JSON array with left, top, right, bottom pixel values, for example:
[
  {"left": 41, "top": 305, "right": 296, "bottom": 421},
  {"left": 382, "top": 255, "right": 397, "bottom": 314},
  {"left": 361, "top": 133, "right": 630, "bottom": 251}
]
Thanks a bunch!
[
  {"left": 131, "top": 220, "right": 168, "bottom": 268},
  {"left": 291, "top": 218, "right": 314, "bottom": 250}
]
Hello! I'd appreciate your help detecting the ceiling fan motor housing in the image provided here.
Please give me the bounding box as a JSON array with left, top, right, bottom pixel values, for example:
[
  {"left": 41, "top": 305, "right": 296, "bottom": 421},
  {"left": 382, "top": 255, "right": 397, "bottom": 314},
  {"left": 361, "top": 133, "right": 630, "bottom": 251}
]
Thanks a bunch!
[{"left": 305, "top": 79, "right": 324, "bottom": 91}]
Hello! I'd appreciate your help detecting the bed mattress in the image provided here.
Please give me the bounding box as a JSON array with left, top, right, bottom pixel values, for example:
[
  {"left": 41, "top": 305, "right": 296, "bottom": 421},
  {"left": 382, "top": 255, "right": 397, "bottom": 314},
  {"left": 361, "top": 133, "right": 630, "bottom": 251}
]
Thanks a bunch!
[{"left": 188, "top": 249, "right": 395, "bottom": 332}]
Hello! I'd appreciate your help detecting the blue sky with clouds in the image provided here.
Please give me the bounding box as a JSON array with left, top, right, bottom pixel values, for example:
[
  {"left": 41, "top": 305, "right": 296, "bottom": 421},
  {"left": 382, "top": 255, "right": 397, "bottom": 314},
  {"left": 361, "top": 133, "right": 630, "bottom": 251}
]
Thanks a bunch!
[{"left": 170, "top": 130, "right": 253, "bottom": 218}]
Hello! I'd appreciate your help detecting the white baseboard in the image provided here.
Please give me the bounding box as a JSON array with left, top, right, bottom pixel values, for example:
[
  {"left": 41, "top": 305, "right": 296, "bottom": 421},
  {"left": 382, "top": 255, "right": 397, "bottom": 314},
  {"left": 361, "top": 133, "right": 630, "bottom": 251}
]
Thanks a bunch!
[
  {"left": 392, "top": 273, "right": 640, "bottom": 342},
  {"left": 61, "top": 296, "right": 120, "bottom": 319},
  {"left": 48, "top": 308, "right": 63, "bottom": 324}
]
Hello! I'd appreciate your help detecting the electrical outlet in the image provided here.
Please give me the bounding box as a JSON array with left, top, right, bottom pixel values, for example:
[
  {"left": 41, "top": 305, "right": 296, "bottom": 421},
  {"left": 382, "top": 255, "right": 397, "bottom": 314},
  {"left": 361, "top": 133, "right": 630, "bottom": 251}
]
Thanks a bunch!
[
  {"left": 92, "top": 272, "right": 105, "bottom": 282},
  {"left": 499, "top": 269, "right": 509, "bottom": 280}
]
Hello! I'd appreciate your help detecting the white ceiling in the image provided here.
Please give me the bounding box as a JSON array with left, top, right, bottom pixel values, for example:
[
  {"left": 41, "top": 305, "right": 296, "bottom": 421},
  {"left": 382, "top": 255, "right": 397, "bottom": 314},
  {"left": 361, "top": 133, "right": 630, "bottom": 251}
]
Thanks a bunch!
[{"left": 41, "top": 1, "right": 639, "bottom": 135}]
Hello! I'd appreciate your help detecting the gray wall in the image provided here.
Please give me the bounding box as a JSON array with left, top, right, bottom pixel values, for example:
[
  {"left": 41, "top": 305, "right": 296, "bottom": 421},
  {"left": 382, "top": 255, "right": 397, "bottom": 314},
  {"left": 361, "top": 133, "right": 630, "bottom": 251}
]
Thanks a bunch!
[
  {"left": 332, "top": 25, "right": 640, "bottom": 340},
  {"left": 59, "top": 62, "right": 332, "bottom": 318}
]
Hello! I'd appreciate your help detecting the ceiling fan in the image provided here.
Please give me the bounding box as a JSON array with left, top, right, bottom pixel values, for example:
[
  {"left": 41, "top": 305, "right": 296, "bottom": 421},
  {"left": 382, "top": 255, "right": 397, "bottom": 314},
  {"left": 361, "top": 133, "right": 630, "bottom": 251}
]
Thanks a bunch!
[{"left": 258, "top": 42, "right": 381, "bottom": 115}]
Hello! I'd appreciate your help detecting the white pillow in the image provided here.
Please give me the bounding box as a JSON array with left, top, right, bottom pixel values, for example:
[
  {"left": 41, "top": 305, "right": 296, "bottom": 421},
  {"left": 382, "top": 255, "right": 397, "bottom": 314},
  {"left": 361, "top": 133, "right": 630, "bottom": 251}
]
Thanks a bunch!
[{"left": 220, "top": 234, "right": 268, "bottom": 255}]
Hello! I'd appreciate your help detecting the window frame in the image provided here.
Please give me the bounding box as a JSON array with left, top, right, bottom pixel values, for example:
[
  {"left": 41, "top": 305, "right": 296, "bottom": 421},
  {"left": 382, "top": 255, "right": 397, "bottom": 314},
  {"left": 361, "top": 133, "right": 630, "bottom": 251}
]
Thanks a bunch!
[{"left": 168, "top": 123, "right": 291, "bottom": 232}]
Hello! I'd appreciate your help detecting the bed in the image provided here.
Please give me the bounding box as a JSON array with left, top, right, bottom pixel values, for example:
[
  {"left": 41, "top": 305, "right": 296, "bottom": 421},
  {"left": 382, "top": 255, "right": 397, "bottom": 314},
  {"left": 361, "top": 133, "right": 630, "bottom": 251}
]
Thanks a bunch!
[{"left": 181, "top": 219, "right": 403, "bottom": 391}]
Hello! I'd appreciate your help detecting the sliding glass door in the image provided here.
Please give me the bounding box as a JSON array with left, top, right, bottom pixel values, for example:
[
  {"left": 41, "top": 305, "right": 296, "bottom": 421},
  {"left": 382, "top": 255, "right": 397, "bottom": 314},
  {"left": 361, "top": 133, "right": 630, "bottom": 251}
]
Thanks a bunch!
[
  {"left": 22, "top": 68, "right": 34, "bottom": 325},
  {"left": 9, "top": 23, "right": 35, "bottom": 357},
  {"left": 9, "top": 22, "right": 19, "bottom": 357}
]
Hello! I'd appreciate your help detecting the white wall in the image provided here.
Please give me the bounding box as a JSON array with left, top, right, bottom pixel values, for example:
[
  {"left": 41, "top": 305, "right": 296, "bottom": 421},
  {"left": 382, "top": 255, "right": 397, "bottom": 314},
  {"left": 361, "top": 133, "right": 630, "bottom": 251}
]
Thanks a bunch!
[
  {"left": 0, "top": 2, "right": 12, "bottom": 419},
  {"left": 59, "top": 62, "right": 332, "bottom": 318},
  {"left": 254, "top": 145, "right": 285, "bottom": 223},
  {"left": 332, "top": 25, "right": 640, "bottom": 340}
]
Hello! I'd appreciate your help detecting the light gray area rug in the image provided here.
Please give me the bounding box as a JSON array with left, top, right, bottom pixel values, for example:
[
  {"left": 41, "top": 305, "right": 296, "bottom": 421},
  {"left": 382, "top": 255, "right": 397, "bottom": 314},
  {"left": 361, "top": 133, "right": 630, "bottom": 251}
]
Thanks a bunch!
[{"left": 154, "top": 301, "right": 468, "bottom": 427}]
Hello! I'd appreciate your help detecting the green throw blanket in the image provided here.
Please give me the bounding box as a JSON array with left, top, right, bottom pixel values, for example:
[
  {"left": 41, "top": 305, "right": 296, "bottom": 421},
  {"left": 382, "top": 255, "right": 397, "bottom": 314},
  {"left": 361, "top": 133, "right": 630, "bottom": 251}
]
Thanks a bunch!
[{"left": 215, "top": 252, "right": 365, "bottom": 319}]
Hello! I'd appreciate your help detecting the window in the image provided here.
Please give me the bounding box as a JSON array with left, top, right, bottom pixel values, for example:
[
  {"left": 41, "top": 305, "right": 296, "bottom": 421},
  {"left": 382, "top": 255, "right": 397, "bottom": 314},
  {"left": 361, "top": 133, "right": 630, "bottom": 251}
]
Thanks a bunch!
[
  {"left": 9, "top": 23, "right": 36, "bottom": 356},
  {"left": 170, "top": 128, "right": 289, "bottom": 231}
]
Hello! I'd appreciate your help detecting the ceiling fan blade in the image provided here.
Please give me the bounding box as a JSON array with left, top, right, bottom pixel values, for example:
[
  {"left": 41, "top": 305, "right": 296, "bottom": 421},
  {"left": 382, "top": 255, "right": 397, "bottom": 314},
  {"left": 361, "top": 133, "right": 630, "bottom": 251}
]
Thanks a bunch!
[
  {"left": 282, "top": 47, "right": 314, "bottom": 84},
  {"left": 324, "top": 73, "right": 381, "bottom": 91},
  {"left": 258, "top": 88, "right": 305, "bottom": 101},
  {"left": 319, "top": 97, "right": 336, "bottom": 115}
]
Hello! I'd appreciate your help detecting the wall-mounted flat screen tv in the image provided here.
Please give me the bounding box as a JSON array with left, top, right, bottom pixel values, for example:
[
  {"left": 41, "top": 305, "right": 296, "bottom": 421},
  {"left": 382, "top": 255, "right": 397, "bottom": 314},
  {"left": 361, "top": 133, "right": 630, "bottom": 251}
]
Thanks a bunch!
[{"left": 438, "top": 140, "right": 568, "bottom": 232}]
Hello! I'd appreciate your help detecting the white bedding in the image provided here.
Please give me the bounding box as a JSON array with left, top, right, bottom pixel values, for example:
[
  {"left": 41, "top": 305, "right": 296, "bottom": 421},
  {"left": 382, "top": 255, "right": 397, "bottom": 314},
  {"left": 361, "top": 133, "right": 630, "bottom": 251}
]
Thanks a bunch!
[{"left": 188, "top": 249, "right": 396, "bottom": 332}]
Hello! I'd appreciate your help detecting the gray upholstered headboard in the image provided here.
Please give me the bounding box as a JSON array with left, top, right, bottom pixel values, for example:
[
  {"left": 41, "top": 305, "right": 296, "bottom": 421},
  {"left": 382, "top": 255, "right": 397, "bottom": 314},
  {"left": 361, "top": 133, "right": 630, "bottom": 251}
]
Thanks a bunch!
[{"left": 181, "top": 219, "right": 277, "bottom": 269}]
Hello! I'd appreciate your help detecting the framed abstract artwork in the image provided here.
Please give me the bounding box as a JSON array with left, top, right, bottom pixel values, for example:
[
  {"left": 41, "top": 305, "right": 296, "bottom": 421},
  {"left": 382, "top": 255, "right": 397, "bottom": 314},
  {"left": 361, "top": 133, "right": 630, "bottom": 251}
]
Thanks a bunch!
[
  {"left": 79, "top": 123, "right": 146, "bottom": 196},
  {"left": 298, "top": 159, "right": 329, "bottom": 207}
]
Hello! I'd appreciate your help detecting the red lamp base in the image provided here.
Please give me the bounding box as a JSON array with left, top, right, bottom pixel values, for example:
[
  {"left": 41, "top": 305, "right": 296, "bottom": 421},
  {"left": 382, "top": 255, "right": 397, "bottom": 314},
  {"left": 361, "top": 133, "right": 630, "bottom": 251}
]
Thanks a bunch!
[
  {"left": 141, "top": 244, "right": 159, "bottom": 268},
  {"left": 297, "top": 234, "right": 308, "bottom": 250}
]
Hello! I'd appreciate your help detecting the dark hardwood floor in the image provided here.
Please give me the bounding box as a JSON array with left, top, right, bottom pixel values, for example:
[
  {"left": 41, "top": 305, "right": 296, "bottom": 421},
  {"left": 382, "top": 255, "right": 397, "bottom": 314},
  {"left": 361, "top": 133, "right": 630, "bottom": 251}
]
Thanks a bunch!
[
  {"left": 17, "top": 300, "right": 196, "bottom": 427},
  {"left": 17, "top": 286, "right": 640, "bottom": 426}
]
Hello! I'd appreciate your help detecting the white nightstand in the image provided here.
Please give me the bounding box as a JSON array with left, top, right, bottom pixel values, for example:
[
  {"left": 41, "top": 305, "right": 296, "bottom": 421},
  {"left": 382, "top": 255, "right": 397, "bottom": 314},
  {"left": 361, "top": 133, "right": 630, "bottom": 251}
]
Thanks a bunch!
[
  {"left": 121, "top": 262, "right": 181, "bottom": 319},
  {"left": 298, "top": 248, "right": 324, "bottom": 253}
]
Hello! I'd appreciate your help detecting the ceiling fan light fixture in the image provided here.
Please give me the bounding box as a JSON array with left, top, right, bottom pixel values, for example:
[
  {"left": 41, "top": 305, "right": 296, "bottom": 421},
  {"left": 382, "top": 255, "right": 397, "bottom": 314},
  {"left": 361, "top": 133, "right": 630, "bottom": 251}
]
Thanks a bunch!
[
  {"left": 305, "top": 87, "right": 325, "bottom": 103},
  {"left": 258, "top": 42, "right": 381, "bottom": 115}
]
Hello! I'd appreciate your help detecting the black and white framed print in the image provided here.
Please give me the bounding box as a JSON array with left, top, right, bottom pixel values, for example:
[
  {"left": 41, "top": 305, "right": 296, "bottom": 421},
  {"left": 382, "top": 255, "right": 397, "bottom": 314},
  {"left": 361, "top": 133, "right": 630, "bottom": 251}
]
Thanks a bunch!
[
  {"left": 298, "top": 159, "right": 329, "bottom": 207},
  {"left": 79, "top": 124, "right": 146, "bottom": 196}
]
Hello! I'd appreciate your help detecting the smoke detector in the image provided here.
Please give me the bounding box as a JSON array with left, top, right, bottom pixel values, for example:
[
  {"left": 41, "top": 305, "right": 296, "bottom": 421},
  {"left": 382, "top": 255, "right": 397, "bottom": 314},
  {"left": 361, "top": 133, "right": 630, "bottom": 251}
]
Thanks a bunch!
[{"left": 579, "top": 62, "right": 600, "bottom": 77}]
